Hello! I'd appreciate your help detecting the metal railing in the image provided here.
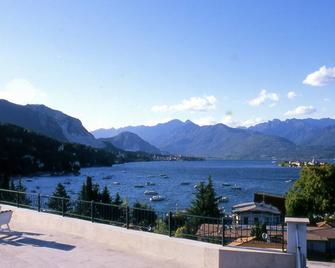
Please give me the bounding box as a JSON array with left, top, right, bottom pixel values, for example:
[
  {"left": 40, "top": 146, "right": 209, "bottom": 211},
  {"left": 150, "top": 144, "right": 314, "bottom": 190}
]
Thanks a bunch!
[{"left": 0, "top": 188, "right": 285, "bottom": 249}]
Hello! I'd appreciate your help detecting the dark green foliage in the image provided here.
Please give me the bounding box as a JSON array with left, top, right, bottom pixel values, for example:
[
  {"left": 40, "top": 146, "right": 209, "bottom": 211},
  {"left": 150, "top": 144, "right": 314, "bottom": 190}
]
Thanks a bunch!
[
  {"left": 132, "top": 201, "right": 157, "bottom": 229},
  {"left": 100, "top": 186, "right": 112, "bottom": 204},
  {"left": 182, "top": 177, "right": 221, "bottom": 237},
  {"left": 48, "top": 183, "right": 70, "bottom": 212},
  {"left": 0, "top": 174, "right": 11, "bottom": 189},
  {"left": 0, "top": 123, "right": 116, "bottom": 176},
  {"left": 188, "top": 177, "right": 221, "bottom": 218},
  {"left": 113, "top": 192, "right": 122, "bottom": 205},
  {"left": 286, "top": 164, "right": 335, "bottom": 222},
  {"left": 251, "top": 223, "right": 267, "bottom": 240}
]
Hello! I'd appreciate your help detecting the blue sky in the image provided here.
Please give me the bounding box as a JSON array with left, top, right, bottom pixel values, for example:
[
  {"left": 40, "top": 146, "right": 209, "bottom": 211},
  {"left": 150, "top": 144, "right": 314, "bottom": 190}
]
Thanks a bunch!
[{"left": 0, "top": 0, "right": 335, "bottom": 130}]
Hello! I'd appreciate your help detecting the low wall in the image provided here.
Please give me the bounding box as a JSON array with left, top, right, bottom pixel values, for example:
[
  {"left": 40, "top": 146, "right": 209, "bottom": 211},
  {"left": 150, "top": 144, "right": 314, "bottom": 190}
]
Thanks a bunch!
[{"left": 1, "top": 205, "right": 295, "bottom": 268}]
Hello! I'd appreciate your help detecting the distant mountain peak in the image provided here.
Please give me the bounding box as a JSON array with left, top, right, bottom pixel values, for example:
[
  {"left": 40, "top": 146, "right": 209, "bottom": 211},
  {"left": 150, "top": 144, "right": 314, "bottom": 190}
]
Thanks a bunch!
[
  {"left": 0, "top": 99, "right": 102, "bottom": 148},
  {"left": 100, "top": 131, "right": 161, "bottom": 154}
]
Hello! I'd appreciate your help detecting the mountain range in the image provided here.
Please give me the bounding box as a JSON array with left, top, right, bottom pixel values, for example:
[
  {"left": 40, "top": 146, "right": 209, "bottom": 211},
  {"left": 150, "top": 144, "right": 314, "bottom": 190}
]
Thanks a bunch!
[
  {"left": 1, "top": 99, "right": 335, "bottom": 160},
  {"left": 93, "top": 118, "right": 335, "bottom": 160},
  {"left": 99, "top": 132, "right": 161, "bottom": 154},
  {"left": 0, "top": 99, "right": 102, "bottom": 148}
]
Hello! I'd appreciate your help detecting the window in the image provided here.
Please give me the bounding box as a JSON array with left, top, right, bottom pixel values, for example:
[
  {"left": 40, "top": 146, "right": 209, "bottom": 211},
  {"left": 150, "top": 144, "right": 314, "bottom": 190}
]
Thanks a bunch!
[{"left": 243, "top": 216, "right": 249, "bottom": 225}]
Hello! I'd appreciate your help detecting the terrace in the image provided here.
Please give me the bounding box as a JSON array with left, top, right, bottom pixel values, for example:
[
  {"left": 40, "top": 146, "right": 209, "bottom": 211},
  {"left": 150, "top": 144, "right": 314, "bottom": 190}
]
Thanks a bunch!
[{"left": 0, "top": 189, "right": 305, "bottom": 267}]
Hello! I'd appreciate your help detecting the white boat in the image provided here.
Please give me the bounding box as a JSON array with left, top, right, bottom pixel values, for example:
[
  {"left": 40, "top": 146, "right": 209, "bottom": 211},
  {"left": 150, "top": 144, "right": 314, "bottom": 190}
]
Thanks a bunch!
[
  {"left": 217, "top": 196, "right": 229, "bottom": 203},
  {"left": 144, "top": 190, "right": 158, "bottom": 195},
  {"left": 150, "top": 195, "right": 165, "bottom": 201},
  {"left": 146, "top": 182, "right": 155, "bottom": 186},
  {"left": 112, "top": 181, "right": 120, "bottom": 185}
]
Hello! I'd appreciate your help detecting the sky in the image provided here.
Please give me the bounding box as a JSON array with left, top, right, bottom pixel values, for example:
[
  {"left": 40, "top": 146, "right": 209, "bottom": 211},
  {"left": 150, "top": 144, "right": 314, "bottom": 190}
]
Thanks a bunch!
[{"left": 0, "top": 0, "right": 335, "bottom": 130}]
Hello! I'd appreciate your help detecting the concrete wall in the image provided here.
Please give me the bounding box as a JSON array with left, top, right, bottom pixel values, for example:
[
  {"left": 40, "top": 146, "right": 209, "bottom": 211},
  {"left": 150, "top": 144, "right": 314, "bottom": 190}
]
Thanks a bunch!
[{"left": 2, "top": 205, "right": 295, "bottom": 268}]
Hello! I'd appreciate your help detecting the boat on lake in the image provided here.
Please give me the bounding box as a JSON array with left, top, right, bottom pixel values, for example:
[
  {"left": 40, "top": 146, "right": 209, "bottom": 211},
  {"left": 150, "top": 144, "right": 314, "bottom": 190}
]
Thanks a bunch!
[
  {"left": 150, "top": 195, "right": 165, "bottom": 201},
  {"left": 134, "top": 185, "right": 145, "bottom": 188},
  {"left": 180, "top": 182, "right": 191, "bottom": 186},
  {"left": 144, "top": 190, "right": 158, "bottom": 195},
  {"left": 232, "top": 185, "right": 242, "bottom": 190},
  {"left": 102, "top": 175, "right": 113, "bottom": 180},
  {"left": 112, "top": 181, "right": 120, "bottom": 185},
  {"left": 217, "top": 196, "right": 229, "bottom": 203},
  {"left": 222, "top": 183, "right": 231, "bottom": 187},
  {"left": 145, "top": 182, "right": 155, "bottom": 186}
]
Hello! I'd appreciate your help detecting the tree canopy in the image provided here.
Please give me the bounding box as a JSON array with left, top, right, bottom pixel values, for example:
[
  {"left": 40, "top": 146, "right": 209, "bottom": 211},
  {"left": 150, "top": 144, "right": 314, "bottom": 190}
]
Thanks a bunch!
[
  {"left": 286, "top": 164, "right": 335, "bottom": 221},
  {"left": 187, "top": 176, "right": 221, "bottom": 218}
]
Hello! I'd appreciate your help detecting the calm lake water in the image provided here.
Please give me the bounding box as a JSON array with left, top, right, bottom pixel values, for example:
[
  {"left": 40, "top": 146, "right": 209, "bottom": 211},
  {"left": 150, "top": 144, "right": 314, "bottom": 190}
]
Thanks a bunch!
[{"left": 22, "top": 160, "right": 300, "bottom": 213}]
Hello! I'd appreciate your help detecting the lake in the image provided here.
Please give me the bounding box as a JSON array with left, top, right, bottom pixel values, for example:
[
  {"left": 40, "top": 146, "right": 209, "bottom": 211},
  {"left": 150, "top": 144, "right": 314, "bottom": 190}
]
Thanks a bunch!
[{"left": 22, "top": 160, "right": 300, "bottom": 213}]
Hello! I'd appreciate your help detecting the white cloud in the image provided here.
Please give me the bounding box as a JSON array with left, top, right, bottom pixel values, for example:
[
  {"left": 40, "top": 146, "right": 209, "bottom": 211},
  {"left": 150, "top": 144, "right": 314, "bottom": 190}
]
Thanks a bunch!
[
  {"left": 151, "top": 95, "right": 217, "bottom": 113},
  {"left": 324, "top": 98, "right": 330, "bottom": 102},
  {"left": 0, "top": 78, "right": 47, "bottom": 105},
  {"left": 193, "top": 116, "right": 217, "bottom": 126},
  {"left": 248, "top": 90, "right": 279, "bottom": 106},
  {"left": 240, "top": 117, "right": 264, "bottom": 127},
  {"left": 285, "top": 106, "right": 316, "bottom": 117},
  {"left": 221, "top": 112, "right": 239, "bottom": 127},
  {"left": 287, "top": 91, "right": 297, "bottom": 99},
  {"left": 143, "top": 118, "right": 174, "bottom": 126},
  {"left": 303, "top": 66, "right": 335, "bottom": 87}
]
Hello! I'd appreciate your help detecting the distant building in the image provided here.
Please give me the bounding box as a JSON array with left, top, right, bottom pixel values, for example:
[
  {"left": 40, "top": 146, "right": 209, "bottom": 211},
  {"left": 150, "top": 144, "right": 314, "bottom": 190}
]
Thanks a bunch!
[
  {"left": 254, "top": 192, "right": 286, "bottom": 217},
  {"left": 232, "top": 202, "right": 281, "bottom": 225},
  {"left": 307, "top": 221, "right": 335, "bottom": 256}
]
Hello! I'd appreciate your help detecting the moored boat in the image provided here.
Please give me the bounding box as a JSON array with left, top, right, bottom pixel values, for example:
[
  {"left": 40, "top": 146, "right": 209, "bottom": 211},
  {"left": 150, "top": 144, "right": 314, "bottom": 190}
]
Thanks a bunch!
[
  {"left": 231, "top": 185, "right": 242, "bottom": 190},
  {"left": 150, "top": 195, "right": 165, "bottom": 201},
  {"left": 144, "top": 190, "right": 158, "bottom": 195}
]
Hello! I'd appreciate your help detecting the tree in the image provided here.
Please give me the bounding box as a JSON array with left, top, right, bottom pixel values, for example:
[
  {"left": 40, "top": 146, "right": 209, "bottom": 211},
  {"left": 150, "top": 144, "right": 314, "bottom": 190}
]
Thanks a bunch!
[
  {"left": 251, "top": 223, "right": 267, "bottom": 241},
  {"left": 100, "top": 186, "right": 112, "bottom": 204},
  {"left": 188, "top": 176, "right": 221, "bottom": 218},
  {"left": 286, "top": 164, "right": 335, "bottom": 222},
  {"left": 132, "top": 201, "right": 157, "bottom": 230},
  {"left": 0, "top": 173, "right": 11, "bottom": 189},
  {"left": 184, "top": 177, "right": 221, "bottom": 237},
  {"left": 48, "top": 183, "right": 70, "bottom": 212},
  {"left": 77, "top": 176, "right": 100, "bottom": 202},
  {"left": 113, "top": 192, "right": 122, "bottom": 205}
]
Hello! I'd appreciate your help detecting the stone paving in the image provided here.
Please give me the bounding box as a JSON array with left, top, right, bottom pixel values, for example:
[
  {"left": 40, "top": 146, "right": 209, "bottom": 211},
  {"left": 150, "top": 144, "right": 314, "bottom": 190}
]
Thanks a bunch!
[{"left": 0, "top": 223, "right": 184, "bottom": 268}]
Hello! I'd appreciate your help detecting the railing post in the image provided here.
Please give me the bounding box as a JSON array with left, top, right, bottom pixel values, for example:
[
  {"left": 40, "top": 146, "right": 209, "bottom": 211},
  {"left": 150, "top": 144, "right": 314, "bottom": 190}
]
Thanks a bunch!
[
  {"left": 281, "top": 221, "right": 285, "bottom": 252},
  {"left": 62, "top": 198, "right": 65, "bottom": 216},
  {"left": 126, "top": 205, "right": 129, "bottom": 229},
  {"left": 91, "top": 201, "right": 94, "bottom": 222},
  {"left": 17, "top": 191, "right": 20, "bottom": 207},
  {"left": 221, "top": 217, "right": 225, "bottom": 246},
  {"left": 168, "top": 211, "right": 172, "bottom": 237},
  {"left": 37, "top": 193, "right": 41, "bottom": 212},
  {"left": 285, "top": 217, "right": 309, "bottom": 268}
]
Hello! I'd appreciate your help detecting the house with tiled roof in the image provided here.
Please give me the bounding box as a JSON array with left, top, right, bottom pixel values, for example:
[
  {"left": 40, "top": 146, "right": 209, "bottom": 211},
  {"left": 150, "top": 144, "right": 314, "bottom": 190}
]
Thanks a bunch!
[{"left": 232, "top": 202, "right": 281, "bottom": 225}]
